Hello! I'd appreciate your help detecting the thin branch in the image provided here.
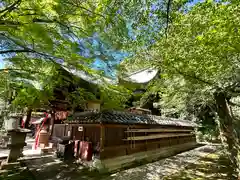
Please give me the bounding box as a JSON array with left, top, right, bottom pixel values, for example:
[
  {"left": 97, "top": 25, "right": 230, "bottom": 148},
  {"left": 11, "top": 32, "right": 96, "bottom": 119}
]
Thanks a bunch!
[
  {"left": 0, "top": 49, "right": 32, "bottom": 54},
  {"left": 0, "top": 68, "right": 42, "bottom": 75},
  {"left": 229, "top": 101, "right": 240, "bottom": 108},
  {"left": 64, "top": 1, "right": 106, "bottom": 19},
  {"left": 165, "top": 0, "right": 172, "bottom": 38},
  {"left": 0, "top": 20, "right": 22, "bottom": 25},
  {"left": 32, "top": 18, "right": 89, "bottom": 37},
  {"left": 173, "top": 67, "right": 214, "bottom": 86},
  {"left": 0, "top": 0, "right": 22, "bottom": 19},
  {"left": 0, "top": 0, "right": 21, "bottom": 14},
  {"left": 18, "top": 13, "right": 38, "bottom": 17},
  {"left": 0, "top": 33, "right": 63, "bottom": 67}
]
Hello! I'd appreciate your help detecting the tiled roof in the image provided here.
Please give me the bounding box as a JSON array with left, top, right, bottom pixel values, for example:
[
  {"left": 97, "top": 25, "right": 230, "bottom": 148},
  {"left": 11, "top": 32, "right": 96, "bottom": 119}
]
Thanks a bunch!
[{"left": 68, "top": 110, "right": 196, "bottom": 127}]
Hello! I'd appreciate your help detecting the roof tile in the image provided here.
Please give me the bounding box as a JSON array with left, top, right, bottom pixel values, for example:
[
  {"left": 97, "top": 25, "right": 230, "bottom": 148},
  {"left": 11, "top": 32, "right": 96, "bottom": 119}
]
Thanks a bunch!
[{"left": 69, "top": 110, "right": 196, "bottom": 127}]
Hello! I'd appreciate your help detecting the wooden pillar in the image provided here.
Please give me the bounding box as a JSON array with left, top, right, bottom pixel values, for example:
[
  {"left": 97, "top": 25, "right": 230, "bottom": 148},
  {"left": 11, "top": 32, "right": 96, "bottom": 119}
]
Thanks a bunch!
[
  {"left": 49, "top": 110, "right": 55, "bottom": 137},
  {"left": 100, "top": 123, "right": 105, "bottom": 152}
]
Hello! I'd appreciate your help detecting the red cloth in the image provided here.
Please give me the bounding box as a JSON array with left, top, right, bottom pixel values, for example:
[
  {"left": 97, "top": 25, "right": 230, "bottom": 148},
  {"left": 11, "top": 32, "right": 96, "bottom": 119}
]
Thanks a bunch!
[
  {"left": 21, "top": 120, "right": 25, "bottom": 128},
  {"left": 80, "top": 141, "right": 92, "bottom": 161}
]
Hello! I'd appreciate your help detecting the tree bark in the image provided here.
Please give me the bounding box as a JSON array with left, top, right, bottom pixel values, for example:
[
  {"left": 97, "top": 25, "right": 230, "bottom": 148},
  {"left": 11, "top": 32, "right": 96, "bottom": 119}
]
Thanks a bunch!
[
  {"left": 214, "top": 91, "right": 239, "bottom": 179},
  {"left": 24, "top": 108, "right": 32, "bottom": 129}
]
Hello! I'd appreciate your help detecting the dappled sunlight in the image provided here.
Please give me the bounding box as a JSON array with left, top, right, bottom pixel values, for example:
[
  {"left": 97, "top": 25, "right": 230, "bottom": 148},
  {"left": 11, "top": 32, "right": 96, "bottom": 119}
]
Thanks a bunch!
[
  {"left": 164, "top": 150, "right": 228, "bottom": 180},
  {"left": 104, "top": 145, "right": 220, "bottom": 180},
  {"left": 0, "top": 143, "right": 228, "bottom": 180}
]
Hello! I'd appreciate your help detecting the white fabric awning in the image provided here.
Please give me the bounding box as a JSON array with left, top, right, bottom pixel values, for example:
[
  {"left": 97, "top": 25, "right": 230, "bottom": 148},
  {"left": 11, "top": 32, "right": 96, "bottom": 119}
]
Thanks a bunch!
[{"left": 121, "top": 68, "right": 158, "bottom": 84}]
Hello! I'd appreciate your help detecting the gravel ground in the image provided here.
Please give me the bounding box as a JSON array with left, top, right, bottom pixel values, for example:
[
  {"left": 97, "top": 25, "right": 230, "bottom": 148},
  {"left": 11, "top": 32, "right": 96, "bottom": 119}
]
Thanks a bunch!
[
  {"left": 0, "top": 143, "right": 222, "bottom": 180},
  {"left": 105, "top": 144, "right": 220, "bottom": 180}
]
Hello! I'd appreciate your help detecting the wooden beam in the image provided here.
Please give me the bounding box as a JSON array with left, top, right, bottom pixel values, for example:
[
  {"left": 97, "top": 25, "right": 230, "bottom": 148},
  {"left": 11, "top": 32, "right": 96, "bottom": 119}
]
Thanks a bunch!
[
  {"left": 64, "top": 123, "right": 101, "bottom": 127},
  {"left": 123, "top": 133, "right": 194, "bottom": 141},
  {"left": 49, "top": 111, "right": 55, "bottom": 137},
  {"left": 103, "top": 124, "right": 133, "bottom": 128},
  {"left": 125, "top": 128, "right": 193, "bottom": 133}
]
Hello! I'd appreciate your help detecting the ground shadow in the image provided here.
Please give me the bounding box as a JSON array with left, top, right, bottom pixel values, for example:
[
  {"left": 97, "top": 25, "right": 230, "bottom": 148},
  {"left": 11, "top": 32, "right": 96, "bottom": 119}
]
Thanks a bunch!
[
  {"left": 0, "top": 144, "right": 224, "bottom": 180},
  {"left": 163, "top": 150, "right": 229, "bottom": 180}
]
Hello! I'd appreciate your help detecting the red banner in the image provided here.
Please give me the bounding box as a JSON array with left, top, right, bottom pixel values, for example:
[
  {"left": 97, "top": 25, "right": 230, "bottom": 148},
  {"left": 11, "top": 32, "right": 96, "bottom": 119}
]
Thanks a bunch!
[{"left": 55, "top": 111, "right": 68, "bottom": 120}]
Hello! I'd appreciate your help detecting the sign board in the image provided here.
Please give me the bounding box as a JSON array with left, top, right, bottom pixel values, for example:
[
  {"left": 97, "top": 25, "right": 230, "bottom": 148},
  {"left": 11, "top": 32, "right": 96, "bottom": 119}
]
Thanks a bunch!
[{"left": 78, "top": 126, "right": 83, "bottom": 132}]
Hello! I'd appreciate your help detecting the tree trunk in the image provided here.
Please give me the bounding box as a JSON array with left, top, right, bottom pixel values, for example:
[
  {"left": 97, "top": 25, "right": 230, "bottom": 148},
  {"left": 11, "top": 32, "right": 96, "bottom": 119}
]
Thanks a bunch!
[
  {"left": 214, "top": 91, "right": 239, "bottom": 179},
  {"left": 24, "top": 108, "right": 32, "bottom": 129}
]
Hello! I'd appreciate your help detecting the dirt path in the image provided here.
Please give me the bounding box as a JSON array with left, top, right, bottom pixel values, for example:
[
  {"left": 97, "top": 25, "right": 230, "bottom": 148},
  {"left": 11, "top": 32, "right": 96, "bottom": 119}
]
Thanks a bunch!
[{"left": 0, "top": 144, "right": 225, "bottom": 180}]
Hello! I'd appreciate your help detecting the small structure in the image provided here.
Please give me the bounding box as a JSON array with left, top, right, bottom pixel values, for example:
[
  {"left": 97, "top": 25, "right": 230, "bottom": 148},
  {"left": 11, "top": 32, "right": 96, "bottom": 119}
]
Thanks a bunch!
[
  {"left": 53, "top": 110, "right": 197, "bottom": 172},
  {"left": 128, "top": 107, "right": 152, "bottom": 115}
]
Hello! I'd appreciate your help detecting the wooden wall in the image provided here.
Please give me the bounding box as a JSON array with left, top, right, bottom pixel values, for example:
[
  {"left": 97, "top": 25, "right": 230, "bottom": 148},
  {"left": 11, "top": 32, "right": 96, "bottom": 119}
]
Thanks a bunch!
[
  {"left": 52, "top": 124, "right": 69, "bottom": 138},
  {"left": 52, "top": 123, "right": 196, "bottom": 160},
  {"left": 100, "top": 124, "right": 196, "bottom": 159}
]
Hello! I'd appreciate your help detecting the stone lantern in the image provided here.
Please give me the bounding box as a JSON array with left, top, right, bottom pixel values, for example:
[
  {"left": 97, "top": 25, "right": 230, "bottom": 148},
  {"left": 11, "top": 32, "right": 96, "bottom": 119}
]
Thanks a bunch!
[
  {"left": 6, "top": 128, "right": 30, "bottom": 163},
  {"left": 1, "top": 114, "right": 30, "bottom": 169}
]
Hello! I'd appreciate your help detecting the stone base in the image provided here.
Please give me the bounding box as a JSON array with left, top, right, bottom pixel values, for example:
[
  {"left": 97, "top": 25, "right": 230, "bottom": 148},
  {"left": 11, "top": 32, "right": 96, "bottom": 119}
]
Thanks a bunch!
[
  {"left": 0, "top": 160, "right": 20, "bottom": 170},
  {"left": 92, "top": 142, "right": 198, "bottom": 173},
  {"left": 41, "top": 147, "right": 53, "bottom": 154}
]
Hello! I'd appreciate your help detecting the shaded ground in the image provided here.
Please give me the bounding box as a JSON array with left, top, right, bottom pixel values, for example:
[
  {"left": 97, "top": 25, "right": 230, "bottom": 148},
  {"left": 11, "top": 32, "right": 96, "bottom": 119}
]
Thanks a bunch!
[
  {"left": 0, "top": 144, "right": 228, "bottom": 180},
  {"left": 0, "top": 137, "right": 41, "bottom": 159},
  {"left": 163, "top": 147, "right": 229, "bottom": 180}
]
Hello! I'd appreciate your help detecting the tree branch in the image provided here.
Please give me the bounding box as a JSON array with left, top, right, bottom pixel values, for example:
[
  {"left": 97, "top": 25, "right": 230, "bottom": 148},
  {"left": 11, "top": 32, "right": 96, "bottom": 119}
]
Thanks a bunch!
[
  {"left": 0, "top": 68, "right": 42, "bottom": 75},
  {"left": 229, "top": 101, "right": 240, "bottom": 108},
  {"left": 173, "top": 67, "right": 215, "bottom": 86},
  {"left": 0, "top": 0, "right": 22, "bottom": 17},
  {"left": 0, "top": 0, "right": 21, "bottom": 14},
  {"left": 1, "top": 33, "right": 72, "bottom": 75},
  {"left": 64, "top": 1, "right": 106, "bottom": 19},
  {"left": 165, "top": 0, "right": 172, "bottom": 38},
  {"left": 0, "top": 49, "right": 32, "bottom": 54}
]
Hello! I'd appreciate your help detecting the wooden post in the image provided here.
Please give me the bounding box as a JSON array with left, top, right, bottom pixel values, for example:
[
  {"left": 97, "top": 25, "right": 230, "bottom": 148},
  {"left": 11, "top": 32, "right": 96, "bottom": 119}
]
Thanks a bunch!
[
  {"left": 100, "top": 123, "right": 105, "bottom": 152},
  {"left": 24, "top": 108, "right": 32, "bottom": 128},
  {"left": 49, "top": 110, "right": 55, "bottom": 137}
]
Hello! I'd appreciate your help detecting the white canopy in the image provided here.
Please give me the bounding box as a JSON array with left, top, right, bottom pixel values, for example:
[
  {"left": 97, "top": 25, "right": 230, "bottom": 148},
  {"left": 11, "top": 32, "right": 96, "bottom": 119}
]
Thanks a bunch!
[{"left": 122, "top": 68, "right": 158, "bottom": 84}]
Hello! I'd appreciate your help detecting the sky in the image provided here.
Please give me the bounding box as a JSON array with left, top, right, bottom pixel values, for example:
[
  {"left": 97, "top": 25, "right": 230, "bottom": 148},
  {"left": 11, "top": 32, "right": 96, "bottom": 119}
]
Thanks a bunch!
[{"left": 0, "top": 56, "right": 4, "bottom": 69}]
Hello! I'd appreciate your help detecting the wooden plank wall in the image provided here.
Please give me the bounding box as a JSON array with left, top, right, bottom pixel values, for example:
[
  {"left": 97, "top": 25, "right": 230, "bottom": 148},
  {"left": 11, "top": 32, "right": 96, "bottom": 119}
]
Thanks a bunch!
[
  {"left": 70, "top": 124, "right": 101, "bottom": 147},
  {"left": 100, "top": 124, "right": 196, "bottom": 159},
  {"left": 52, "top": 123, "right": 196, "bottom": 160},
  {"left": 52, "top": 124, "right": 68, "bottom": 138}
]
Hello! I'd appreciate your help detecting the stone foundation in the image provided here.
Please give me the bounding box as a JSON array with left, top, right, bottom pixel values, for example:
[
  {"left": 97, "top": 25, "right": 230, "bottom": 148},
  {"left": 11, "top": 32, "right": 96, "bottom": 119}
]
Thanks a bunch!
[{"left": 92, "top": 142, "right": 198, "bottom": 173}]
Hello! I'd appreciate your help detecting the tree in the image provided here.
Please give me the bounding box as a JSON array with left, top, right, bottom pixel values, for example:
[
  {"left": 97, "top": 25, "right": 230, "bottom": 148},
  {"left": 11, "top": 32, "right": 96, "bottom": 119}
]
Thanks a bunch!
[
  {"left": 137, "top": 0, "right": 240, "bottom": 178},
  {"left": 100, "top": 84, "right": 131, "bottom": 110},
  {"left": 0, "top": 0, "right": 172, "bottom": 105}
]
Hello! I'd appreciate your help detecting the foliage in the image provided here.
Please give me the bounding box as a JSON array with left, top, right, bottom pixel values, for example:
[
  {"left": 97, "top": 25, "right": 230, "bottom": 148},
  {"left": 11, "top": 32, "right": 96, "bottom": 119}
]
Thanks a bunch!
[
  {"left": 130, "top": 0, "right": 240, "bottom": 178},
  {"left": 100, "top": 85, "right": 131, "bottom": 110},
  {"left": 0, "top": 0, "right": 180, "bottom": 112},
  {"left": 1, "top": 62, "right": 58, "bottom": 111},
  {"left": 66, "top": 87, "right": 97, "bottom": 110}
]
